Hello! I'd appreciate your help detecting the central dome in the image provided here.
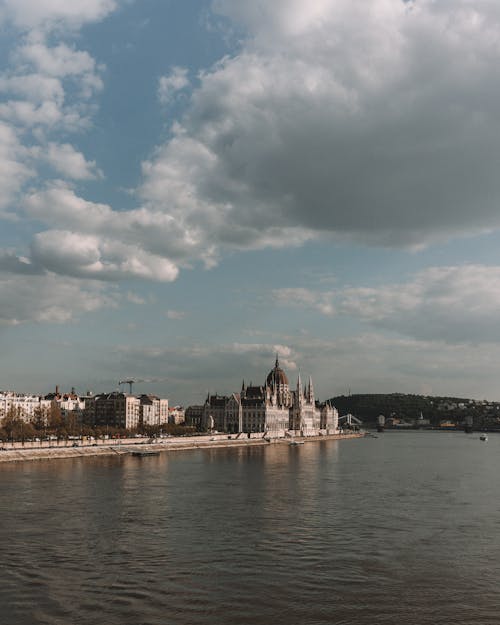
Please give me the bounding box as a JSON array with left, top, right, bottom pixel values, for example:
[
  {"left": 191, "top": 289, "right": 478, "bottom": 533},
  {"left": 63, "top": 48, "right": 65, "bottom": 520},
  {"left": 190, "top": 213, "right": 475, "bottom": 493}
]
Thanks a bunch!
[{"left": 266, "top": 356, "right": 289, "bottom": 387}]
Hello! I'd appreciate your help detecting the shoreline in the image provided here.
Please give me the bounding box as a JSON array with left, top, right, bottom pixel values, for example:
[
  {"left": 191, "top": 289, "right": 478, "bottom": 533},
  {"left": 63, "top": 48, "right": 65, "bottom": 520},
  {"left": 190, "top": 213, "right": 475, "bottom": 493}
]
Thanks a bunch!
[{"left": 0, "top": 432, "right": 364, "bottom": 464}]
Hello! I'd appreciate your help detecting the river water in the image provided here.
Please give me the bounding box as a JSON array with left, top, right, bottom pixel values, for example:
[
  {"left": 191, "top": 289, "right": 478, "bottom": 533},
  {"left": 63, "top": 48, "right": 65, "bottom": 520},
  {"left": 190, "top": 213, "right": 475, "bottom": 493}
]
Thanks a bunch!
[{"left": 1, "top": 432, "right": 500, "bottom": 624}]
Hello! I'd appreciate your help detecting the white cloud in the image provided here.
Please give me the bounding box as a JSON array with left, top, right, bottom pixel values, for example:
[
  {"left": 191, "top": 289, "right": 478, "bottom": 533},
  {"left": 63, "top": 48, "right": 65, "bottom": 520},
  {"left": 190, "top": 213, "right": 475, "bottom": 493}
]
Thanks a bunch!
[
  {"left": 158, "top": 67, "right": 189, "bottom": 104},
  {"left": 0, "top": 122, "right": 34, "bottom": 211},
  {"left": 21, "top": 185, "right": 183, "bottom": 281},
  {"left": 0, "top": 74, "right": 64, "bottom": 104},
  {"left": 43, "top": 143, "right": 102, "bottom": 180},
  {"left": 341, "top": 265, "right": 500, "bottom": 342},
  {"left": 166, "top": 309, "right": 186, "bottom": 320},
  {"left": 18, "top": 42, "right": 100, "bottom": 79},
  {"left": 7, "top": 0, "right": 500, "bottom": 291},
  {"left": 272, "top": 288, "right": 335, "bottom": 316},
  {"left": 0, "top": 0, "right": 117, "bottom": 31},
  {"left": 126, "top": 292, "right": 146, "bottom": 305},
  {"left": 0, "top": 37, "right": 104, "bottom": 131},
  {"left": 0, "top": 272, "right": 116, "bottom": 325},
  {"left": 135, "top": 0, "right": 500, "bottom": 258},
  {"left": 271, "top": 265, "right": 500, "bottom": 343},
  {"left": 0, "top": 0, "right": 111, "bottom": 222},
  {"left": 30, "top": 230, "right": 179, "bottom": 282}
]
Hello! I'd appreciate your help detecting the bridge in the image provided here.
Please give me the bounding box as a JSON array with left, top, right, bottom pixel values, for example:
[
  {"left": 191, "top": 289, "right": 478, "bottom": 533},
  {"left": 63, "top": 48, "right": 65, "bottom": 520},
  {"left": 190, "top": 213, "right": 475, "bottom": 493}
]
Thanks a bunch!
[{"left": 338, "top": 413, "right": 363, "bottom": 428}]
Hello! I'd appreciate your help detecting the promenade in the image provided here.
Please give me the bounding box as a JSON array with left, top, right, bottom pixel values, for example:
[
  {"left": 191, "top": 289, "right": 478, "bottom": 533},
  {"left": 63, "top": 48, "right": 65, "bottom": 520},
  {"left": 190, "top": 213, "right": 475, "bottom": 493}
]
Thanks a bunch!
[{"left": 0, "top": 432, "right": 363, "bottom": 463}]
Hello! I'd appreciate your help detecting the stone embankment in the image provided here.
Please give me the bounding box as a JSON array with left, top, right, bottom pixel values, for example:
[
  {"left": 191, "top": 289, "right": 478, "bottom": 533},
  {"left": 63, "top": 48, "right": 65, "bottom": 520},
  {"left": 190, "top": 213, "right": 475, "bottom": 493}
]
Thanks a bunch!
[{"left": 0, "top": 432, "right": 363, "bottom": 463}]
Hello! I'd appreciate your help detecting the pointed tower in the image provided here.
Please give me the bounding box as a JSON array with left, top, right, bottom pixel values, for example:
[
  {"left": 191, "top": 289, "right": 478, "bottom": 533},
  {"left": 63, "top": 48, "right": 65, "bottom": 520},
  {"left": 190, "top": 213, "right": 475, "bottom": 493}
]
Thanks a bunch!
[
  {"left": 292, "top": 373, "right": 304, "bottom": 430},
  {"left": 296, "top": 373, "right": 303, "bottom": 404},
  {"left": 307, "top": 376, "right": 315, "bottom": 405}
]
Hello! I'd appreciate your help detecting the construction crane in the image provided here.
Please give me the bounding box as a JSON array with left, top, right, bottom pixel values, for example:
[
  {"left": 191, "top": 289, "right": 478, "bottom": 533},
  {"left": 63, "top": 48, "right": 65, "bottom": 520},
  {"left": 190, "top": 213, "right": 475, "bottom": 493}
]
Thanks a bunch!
[
  {"left": 119, "top": 379, "right": 136, "bottom": 394},
  {"left": 117, "top": 377, "right": 168, "bottom": 395}
]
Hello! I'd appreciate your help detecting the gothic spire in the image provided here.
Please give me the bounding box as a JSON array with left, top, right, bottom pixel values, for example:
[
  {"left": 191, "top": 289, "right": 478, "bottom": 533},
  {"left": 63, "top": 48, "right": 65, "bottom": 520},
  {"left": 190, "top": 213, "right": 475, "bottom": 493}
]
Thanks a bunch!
[
  {"left": 297, "top": 372, "right": 303, "bottom": 397},
  {"left": 308, "top": 375, "right": 314, "bottom": 402}
]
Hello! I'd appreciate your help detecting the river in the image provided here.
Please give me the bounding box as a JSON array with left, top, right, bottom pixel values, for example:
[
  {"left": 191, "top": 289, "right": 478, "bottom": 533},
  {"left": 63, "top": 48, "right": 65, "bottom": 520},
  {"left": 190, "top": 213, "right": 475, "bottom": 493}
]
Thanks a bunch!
[{"left": 1, "top": 432, "right": 499, "bottom": 624}]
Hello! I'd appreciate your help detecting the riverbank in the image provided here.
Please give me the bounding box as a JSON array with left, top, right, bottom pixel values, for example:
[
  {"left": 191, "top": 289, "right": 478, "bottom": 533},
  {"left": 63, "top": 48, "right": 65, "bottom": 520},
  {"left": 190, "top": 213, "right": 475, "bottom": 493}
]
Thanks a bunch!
[{"left": 0, "top": 432, "right": 363, "bottom": 463}]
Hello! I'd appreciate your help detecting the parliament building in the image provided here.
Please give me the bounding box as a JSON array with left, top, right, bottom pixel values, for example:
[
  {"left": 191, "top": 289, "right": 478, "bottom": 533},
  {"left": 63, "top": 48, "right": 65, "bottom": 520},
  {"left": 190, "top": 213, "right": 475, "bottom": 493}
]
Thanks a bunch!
[{"left": 200, "top": 357, "right": 338, "bottom": 437}]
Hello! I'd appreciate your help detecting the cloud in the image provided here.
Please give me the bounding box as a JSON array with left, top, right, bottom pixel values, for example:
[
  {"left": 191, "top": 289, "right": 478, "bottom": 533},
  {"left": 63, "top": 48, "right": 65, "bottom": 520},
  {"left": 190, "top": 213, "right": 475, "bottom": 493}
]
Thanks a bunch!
[
  {"left": 0, "top": 272, "right": 116, "bottom": 325},
  {"left": 0, "top": 252, "right": 43, "bottom": 274},
  {"left": 126, "top": 292, "right": 146, "bottom": 305},
  {"left": 341, "top": 265, "right": 500, "bottom": 342},
  {"left": 0, "top": 74, "right": 64, "bottom": 105},
  {"left": 166, "top": 309, "right": 186, "bottom": 320},
  {"left": 271, "top": 265, "right": 500, "bottom": 343},
  {"left": 7, "top": 0, "right": 500, "bottom": 289},
  {"left": 0, "top": 121, "right": 34, "bottom": 211},
  {"left": 158, "top": 67, "right": 189, "bottom": 104},
  {"left": 20, "top": 185, "right": 181, "bottom": 281},
  {"left": 18, "top": 42, "right": 101, "bottom": 79},
  {"left": 43, "top": 143, "right": 102, "bottom": 180},
  {"left": 290, "top": 333, "right": 500, "bottom": 401},
  {"left": 272, "top": 288, "right": 335, "bottom": 316},
  {"left": 113, "top": 342, "right": 297, "bottom": 401},
  {"left": 0, "top": 36, "right": 105, "bottom": 132},
  {"left": 0, "top": 0, "right": 113, "bottom": 225},
  {"left": 30, "top": 230, "right": 179, "bottom": 282},
  {"left": 110, "top": 334, "right": 500, "bottom": 404},
  {"left": 0, "top": 0, "right": 117, "bottom": 31},
  {"left": 135, "top": 0, "right": 500, "bottom": 258}
]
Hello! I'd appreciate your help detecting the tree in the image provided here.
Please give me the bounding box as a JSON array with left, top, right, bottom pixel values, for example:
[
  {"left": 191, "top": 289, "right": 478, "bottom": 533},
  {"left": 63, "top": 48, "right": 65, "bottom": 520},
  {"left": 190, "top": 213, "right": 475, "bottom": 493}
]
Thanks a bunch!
[
  {"left": 31, "top": 405, "right": 47, "bottom": 432},
  {"left": 1, "top": 406, "right": 35, "bottom": 443},
  {"left": 47, "top": 402, "right": 68, "bottom": 443}
]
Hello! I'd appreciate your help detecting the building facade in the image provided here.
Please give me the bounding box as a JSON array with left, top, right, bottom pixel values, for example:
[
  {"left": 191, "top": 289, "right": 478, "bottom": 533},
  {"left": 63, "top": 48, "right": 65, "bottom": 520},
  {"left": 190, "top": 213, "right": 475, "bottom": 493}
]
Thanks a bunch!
[
  {"left": 0, "top": 392, "right": 51, "bottom": 422},
  {"left": 138, "top": 395, "right": 169, "bottom": 426},
  {"left": 199, "top": 357, "right": 338, "bottom": 437},
  {"left": 93, "top": 392, "right": 141, "bottom": 429}
]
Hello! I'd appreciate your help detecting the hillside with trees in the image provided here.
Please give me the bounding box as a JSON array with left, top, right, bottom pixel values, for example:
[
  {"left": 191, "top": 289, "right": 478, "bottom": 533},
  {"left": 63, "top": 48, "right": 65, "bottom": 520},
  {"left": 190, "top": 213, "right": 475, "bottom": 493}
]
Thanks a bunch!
[{"left": 330, "top": 393, "right": 500, "bottom": 429}]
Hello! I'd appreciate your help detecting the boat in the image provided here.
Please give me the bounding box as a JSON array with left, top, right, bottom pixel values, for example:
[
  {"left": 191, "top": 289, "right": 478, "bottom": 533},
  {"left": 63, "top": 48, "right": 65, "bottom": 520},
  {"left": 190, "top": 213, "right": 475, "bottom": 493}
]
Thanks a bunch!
[
  {"left": 132, "top": 450, "right": 160, "bottom": 457},
  {"left": 480, "top": 434, "right": 488, "bottom": 442},
  {"left": 289, "top": 439, "right": 304, "bottom": 446}
]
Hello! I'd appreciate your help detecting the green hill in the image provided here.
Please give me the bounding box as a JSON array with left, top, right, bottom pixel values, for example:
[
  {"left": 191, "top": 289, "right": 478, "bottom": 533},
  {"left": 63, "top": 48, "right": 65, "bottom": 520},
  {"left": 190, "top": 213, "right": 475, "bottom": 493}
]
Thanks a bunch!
[{"left": 329, "top": 393, "right": 500, "bottom": 427}]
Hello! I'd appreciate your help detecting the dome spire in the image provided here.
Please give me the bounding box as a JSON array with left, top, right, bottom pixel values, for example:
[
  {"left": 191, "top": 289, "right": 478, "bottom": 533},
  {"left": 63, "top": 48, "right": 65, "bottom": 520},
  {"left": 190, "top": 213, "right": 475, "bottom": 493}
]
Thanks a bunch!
[{"left": 275, "top": 352, "right": 279, "bottom": 368}]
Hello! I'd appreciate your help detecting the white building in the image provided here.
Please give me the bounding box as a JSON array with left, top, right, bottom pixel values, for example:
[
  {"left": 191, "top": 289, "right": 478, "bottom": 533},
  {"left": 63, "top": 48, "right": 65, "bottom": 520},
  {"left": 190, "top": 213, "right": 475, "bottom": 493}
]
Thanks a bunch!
[
  {"left": 139, "top": 395, "right": 169, "bottom": 426},
  {"left": 0, "top": 392, "right": 51, "bottom": 422}
]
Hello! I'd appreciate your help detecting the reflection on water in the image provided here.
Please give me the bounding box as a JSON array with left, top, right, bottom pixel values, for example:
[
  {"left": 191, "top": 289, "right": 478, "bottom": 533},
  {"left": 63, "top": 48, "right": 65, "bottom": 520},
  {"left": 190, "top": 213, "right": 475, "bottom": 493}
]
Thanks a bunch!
[{"left": 1, "top": 433, "right": 500, "bottom": 624}]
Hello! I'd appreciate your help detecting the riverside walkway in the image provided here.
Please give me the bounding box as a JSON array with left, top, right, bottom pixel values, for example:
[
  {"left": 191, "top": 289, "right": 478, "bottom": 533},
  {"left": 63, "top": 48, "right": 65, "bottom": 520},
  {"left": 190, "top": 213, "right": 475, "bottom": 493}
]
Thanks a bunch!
[{"left": 0, "top": 432, "right": 363, "bottom": 463}]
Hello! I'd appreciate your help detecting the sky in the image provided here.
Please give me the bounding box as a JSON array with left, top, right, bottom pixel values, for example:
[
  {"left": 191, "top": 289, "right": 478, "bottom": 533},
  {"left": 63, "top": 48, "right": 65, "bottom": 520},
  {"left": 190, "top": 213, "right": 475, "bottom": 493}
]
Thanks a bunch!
[{"left": 2, "top": 0, "right": 500, "bottom": 405}]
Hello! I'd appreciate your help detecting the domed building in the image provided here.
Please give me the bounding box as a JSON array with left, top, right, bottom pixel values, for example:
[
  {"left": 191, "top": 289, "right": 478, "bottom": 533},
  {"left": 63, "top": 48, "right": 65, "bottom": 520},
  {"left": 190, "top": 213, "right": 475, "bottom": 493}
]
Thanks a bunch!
[
  {"left": 265, "top": 355, "right": 292, "bottom": 409},
  {"left": 200, "top": 356, "right": 338, "bottom": 436}
]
